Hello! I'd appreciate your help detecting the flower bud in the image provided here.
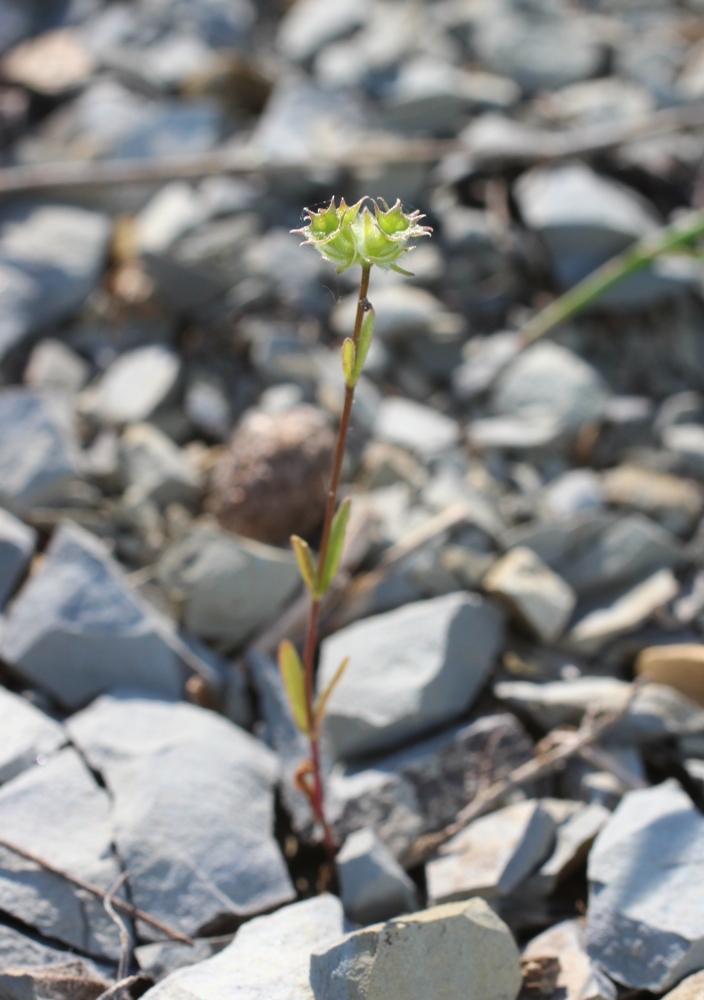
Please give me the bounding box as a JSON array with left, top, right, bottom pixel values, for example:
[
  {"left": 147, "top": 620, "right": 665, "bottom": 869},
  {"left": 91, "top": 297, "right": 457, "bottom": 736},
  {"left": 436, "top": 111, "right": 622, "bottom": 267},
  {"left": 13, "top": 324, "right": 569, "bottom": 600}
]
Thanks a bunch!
[{"left": 292, "top": 197, "right": 432, "bottom": 274}]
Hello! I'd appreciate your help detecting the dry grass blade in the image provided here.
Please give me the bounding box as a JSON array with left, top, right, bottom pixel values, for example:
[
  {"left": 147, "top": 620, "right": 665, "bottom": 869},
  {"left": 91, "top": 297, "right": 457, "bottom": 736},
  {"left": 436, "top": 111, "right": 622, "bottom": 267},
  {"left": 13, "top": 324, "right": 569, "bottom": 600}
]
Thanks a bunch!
[{"left": 103, "top": 871, "right": 132, "bottom": 982}]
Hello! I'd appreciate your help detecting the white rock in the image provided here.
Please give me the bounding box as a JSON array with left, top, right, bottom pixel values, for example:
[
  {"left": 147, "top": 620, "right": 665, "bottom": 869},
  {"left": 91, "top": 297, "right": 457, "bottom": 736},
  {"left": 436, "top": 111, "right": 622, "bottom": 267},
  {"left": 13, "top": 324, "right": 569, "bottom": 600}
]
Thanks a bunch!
[
  {"left": 0, "top": 508, "right": 36, "bottom": 607},
  {"left": 375, "top": 398, "right": 460, "bottom": 458},
  {"left": 337, "top": 828, "right": 419, "bottom": 926},
  {"left": 90, "top": 345, "right": 181, "bottom": 425},
  {"left": 523, "top": 919, "right": 616, "bottom": 1000},
  {"left": 0, "top": 686, "right": 65, "bottom": 785},
  {"left": 483, "top": 546, "right": 576, "bottom": 643},
  {"left": 119, "top": 422, "right": 202, "bottom": 508},
  {"left": 426, "top": 800, "right": 556, "bottom": 904}
]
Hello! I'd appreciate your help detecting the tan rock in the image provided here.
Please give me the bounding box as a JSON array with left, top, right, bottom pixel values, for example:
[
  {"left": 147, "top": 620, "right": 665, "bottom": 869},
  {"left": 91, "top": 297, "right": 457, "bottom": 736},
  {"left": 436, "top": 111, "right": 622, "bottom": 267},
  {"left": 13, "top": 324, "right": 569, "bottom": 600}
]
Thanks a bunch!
[
  {"left": 663, "top": 970, "right": 704, "bottom": 999},
  {"left": 636, "top": 644, "right": 704, "bottom": 708},
  {"left": 602, "top": 465, "right": 702, "bottom": 535},
  {"left": 484, "top": 547, "right": 576, "bottom": 643},
  {"left": 523, "top": 919, "right": 615, "bottom": 1000},
  {"left": 1, "top": 30, "right": 94, "bottom": 96}
]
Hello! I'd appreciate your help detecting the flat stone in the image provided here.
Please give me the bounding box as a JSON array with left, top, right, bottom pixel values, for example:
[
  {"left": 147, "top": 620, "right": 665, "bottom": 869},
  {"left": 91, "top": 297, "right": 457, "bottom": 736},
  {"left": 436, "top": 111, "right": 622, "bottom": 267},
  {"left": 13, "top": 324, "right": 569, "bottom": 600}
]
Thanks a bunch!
[
  {"left": 426, "top": 800, "right": 556, "bottom": 904},
  {"left": 495, "top": 677, "right": 704, "bottom": 744},
  {"left": 0, "top": 962, "right": 110, "bottom": 1000},
  {"left": 277, "top": 0, "right": 370, "bottom": 61},
  {"left": 568, "top": 569, "right": 680, "bottom": 653},
  {"left": 0, "top": 201, "right": 110, "bottom": 362},
  {"left": 67, "top": 693, "right": 295, "bottom": 938},
  {"left": 119, "top": 422, "right": 202, "bottom": 508},
  {"left": 157, "top": 525, "right": 300, "bottom": 649},
  {"left": 141, "top": 895, "right": 344, "bottom": 1000},
  {"left": 523, "top": 920, "right": 616, "bottom": 1000},
  {"left": 587, "top": 779, "right": 704, "bottom": 992},
  {"left": 24, "top": 338, "right": 90, "bottom": 395},
  {"left": 0, "top": 685, "right": 65, "bottom": 785},
  {"left": 0, "top": 922, "right": 111, "bottom": 979},
  {"left": 602, "top": 465, "right": 703, "bottom": 536},
  {"left": 1, "top": 28, "right": 94, "bottom": 96},
  {"left": 483, "top": 547, "right": 576, "bottom": 643},
  {"left": 337, "top": 828, "right": 419, "bottom": 926},
  {"left": 0, "top": 520, "right": 184, "bottom": 710},
  {"left": 0, "top": 747, "right": 123, "bottom": 960},
  {"left": 375, "top": 398, "right": 460, "bottom": 458},
  {"left": 491, "top": 342, "right": 610, "bottom": 438},
  {"left": 136, "top": 937, "right": 228, "bottom": 982},
  {"left": 0, "top": 507, "right": 35, "bottom": 607},
  {"left": 514, "top": 164, "right": 679, "bottom": 303},
  {"left": 529, "top": 803, "right": 610, "bottom": 897},
  {"left": 318, "top": 592, "right": 505, "bottom": 761},
  {"left": 664, "top": 423, "right": 704, "bottom": 477},
  {"left": 0, "top": 388, "right": 81, "bottom": 512},
  {"left": 328, "top": 713, "right": 534, "bottom": 860},
  {"left": 89, "top": 345, "right": 181, "bottom": 426},
  {"left": 310, "top": 897, "right": 522, "bottom": 1000},
  {"left": 636, "top": 643, "right": 704, "bottom": 708},
  {"left": 663, "top": 970, "right": 704, "bottom": 1000}
]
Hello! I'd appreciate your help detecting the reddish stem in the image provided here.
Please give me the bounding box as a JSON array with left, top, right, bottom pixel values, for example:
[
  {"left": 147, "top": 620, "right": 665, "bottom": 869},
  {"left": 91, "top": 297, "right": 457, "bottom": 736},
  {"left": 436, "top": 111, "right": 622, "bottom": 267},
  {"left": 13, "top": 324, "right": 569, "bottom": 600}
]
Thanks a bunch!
[{"left": 302, "top": 264, "right": 371, "bottom": 863}]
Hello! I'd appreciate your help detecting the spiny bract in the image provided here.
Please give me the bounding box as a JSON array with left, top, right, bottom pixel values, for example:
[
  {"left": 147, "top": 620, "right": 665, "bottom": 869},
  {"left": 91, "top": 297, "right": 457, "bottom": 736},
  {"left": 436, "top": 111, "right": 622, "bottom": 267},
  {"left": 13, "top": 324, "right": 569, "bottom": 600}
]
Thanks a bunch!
[{"left": 292, "top": 197, "right": 432, "bottom": 274}]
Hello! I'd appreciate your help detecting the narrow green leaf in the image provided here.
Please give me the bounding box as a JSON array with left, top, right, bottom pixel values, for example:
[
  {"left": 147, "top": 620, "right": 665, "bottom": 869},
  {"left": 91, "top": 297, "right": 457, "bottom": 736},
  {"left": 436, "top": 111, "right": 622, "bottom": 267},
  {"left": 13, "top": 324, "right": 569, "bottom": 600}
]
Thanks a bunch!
[
  {"left": 315, "top": 656, "right": 350, "bottom": 729},
  {"left": 353, "top": 306, "right": 375, "bottom": 381},
  {"left": 278, "top": 640, "right": 310, "bottom": 734},
  {"left": 341, "top": 338, "right": 357, "bottom": 387},
  {"left": 318, "top": 498, "right": 351, "bottom": 595},
  {"left": 291, "top": 535, "right": 319, "bottom": 596}
]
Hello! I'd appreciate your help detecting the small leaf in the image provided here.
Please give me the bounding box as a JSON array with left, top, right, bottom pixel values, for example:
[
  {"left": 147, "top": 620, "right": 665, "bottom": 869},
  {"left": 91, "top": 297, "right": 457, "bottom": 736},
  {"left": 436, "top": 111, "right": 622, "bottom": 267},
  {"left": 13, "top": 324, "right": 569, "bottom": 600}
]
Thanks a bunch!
[
  {"left": 318, "top": 498, "right": 351, "bottom": 595},
  {"left": 353, "top": 306, "right": 375, "bottom": 381},
  {"left": 291, "top": 535, "right": 319, "bottom": 597},
  {"left": 314, "top": 656, "right": 350, "bottom": 729},
  {"left": 278, "top": 640, "right": 310, "bottom": 734},
  {"left": 341, "top": 338, "right": 357, "bottom": 387}
]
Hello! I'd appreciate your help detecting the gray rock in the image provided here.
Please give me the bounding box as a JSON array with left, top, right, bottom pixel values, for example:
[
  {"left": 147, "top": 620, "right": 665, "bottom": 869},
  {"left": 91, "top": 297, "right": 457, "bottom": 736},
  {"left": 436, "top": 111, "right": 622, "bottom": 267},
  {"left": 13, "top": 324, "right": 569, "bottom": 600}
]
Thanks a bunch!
[
  {"left": 375, "top": 398, "right": 460, "bottom": 458},
  {"left": 24, "top": 339, "right": 90, "bottom": 395},
  {"left": 88, "top": 345, "right": 181, "bottom": 426},
  {"left": 310, "top": 897, "right": 522, "bottom": 1000},
  {"left": 601, "top": 465, "right": 703, "bottom": 536},
  {"left": 0, "top": 685, "right": 65, "bottom": 785},
  {"left": 0, "top": 961, "right": 111, "bottom": 1000},
  {"left": 0, "top": 389, "right": 81, "bottom": 512},
  {"left": 119, "top": 422, "right": 202, "bottom": 508},
  {"left": 277, "top": 0, "right": 369, "bottom": 62},
  {"left": 318, "top": 592, "right": 505, "bottom": 761},
  {"left": 523, "top": 919, "right": 616, "bottom": 1000},
  {"left": 157, "top": 525, "right": 300, "bottom": 648},
  {"left": 328, "top": 713, "right": 534, "bottom": 860},
  {"left": 0, "top": 507, "right": 36, "bottom": 607},
  {"left": 136, "top": 937, "right": 229, "bottom": 982},
  {"left": 67, "top": 693, "right": 295, "bottom": 938},
  {"left": 475, "top": 11, "right": 604, "bottom": 93},
  {"left": 0, "top": 201, "right": 110, "bottom": 361},
  {"left": 514, "top": 164, "right": 682, "bottom": 303},
  {"left": 568, "top": 569, "right": 679, "bottom": 653},
  {"left": 0, "top": 747, "right": 123, "bottom": 959},
  {"left": 541, "top": 470, "right": 604, "bottom": 520},
  {"left": 332, "top": 286, "right": 454, "bottom": 344},
  {"left": 483, "top": 546, "right": 576, "bottom": 643},
  {"left": 663, "top": 423, "right": 704, "bottom": 478},
  {"left": 468, "top": 413, "right": 564, "bottom": 452},
  {"left": 0, "top": 922, "right": 110, "bottom": 980},
  {"left": 495, "top": 678, "right": 704, "bottom": 744},
  {"left": 0, "top": 520, "right": 184, "bottom": 710},
  {"left": 491, "top": 342, "right": 610, "bottom": 438},
  {"left": 529, "top": 803, "right": 610, "bottom": 897},
  {"left": 141, "top": 895, "right": 345, "bottom": 1000},
  {"left": 337, "top": 828, "right": 419, "bottom": 926},
  {"left": 451, "top": 331, "right": 521, "bottom": 403},
  {"left": 587, "top": 779, "right": 704, "bottom": 992},
  {"left": 426, "top": 800, "right": 556, "bottom": 904}
]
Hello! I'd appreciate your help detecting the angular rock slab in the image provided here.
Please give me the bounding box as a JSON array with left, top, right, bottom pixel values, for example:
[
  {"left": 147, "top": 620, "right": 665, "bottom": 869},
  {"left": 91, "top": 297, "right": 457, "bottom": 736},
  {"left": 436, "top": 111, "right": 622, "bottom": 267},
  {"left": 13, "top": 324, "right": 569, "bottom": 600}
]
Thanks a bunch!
[
  {"left": 523, "top": 920, "right": 616, "bottom": 1000},
  {"left": 0, "top": 201, "right": 111, "bottom": 361},
  {"left": 337, "top": 828, "right": 419, "bottom": 926},
  {"left": 67, "top": 693, "right": 295, "bottom": 938},
  {"left": 587, "top": 780, "right": 704, "bottom": 992},
  {"left": 319, "top": 592, "right": 504, "bottom": 761},
  {"left": 0, "top": 684, "right": 65, "bottom": 784},
  {"left": 483, "top": 546, "right": 576, "bottom": 643},
  {"left": 0, "top": 748, "right": 123, "bottom": 960},
  {"left": 310, "top": 897, "right": 522, "bottom": 1000},
  {"left": 426, "top": 800, "right": 556, "bottom": 905},
  {"left": 328, "top": 713, "right": 534, "bottom": 861},
  {"left": 0, "top": 508, "right": 36, "bottom": 607},
  {"left": 0, "top": 520, "right": 184, "bottom": 709},
  {"left": 0, "top": 389, "right": 81, "bottom": 512},
  {"left": 141, "top": 895, "right": 344, "bottom": 1000}
]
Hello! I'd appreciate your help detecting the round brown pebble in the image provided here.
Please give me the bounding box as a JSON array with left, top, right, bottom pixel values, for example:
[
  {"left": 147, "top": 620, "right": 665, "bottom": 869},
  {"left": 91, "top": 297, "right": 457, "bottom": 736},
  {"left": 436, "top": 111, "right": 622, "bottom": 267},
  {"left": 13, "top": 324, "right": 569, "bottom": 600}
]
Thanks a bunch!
[{"left": 206, "top": 405, "right": 335, "bottom": 546}]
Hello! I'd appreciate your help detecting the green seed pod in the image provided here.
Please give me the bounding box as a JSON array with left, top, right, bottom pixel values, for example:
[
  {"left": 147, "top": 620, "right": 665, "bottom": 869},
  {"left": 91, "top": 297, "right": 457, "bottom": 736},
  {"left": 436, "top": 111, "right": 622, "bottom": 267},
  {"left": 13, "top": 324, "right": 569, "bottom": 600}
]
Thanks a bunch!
[{"left": 292, "top": 197, "right": 432, "bottom": 274}]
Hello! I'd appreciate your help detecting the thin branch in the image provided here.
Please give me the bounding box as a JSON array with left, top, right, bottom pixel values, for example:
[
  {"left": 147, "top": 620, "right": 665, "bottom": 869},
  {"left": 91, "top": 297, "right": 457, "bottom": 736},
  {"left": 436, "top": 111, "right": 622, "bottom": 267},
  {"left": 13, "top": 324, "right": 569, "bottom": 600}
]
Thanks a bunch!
[
  {"left": 96, "top": 975, "right": 146, "bottom": 1000},
  {"left": 103, "top": 872, "right": 132, "bottom": 982},
  {"left": 0, "top": 838, "right": 194, "bottom": 946},
  {"left": 401, "top": 684, "right": 640, "bottom": 869}
]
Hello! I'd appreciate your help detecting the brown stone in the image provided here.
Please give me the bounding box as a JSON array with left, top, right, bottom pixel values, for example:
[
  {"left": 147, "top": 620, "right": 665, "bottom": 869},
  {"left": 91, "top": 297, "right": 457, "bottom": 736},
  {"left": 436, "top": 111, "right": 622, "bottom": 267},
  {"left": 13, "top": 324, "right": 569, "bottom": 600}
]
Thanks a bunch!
[
  {"left": 206, "top": 405, "right": 335, "bottom": 546},
  {"left": 636, "top": 644, "right": 704, "bottom": 708},
  {"left": 663, "top": 970, "right": 704, "bottom": 1000}
]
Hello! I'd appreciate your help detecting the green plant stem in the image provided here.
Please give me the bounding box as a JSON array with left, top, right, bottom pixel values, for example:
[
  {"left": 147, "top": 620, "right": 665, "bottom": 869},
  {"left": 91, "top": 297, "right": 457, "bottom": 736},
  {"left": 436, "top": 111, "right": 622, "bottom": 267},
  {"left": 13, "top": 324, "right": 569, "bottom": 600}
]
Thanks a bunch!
[
  {"left": 520, "top": 209, "right": 704, "bottom": 346},
  {"left": 302, "top": 264, "right": 371, "bottom": 864}
]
